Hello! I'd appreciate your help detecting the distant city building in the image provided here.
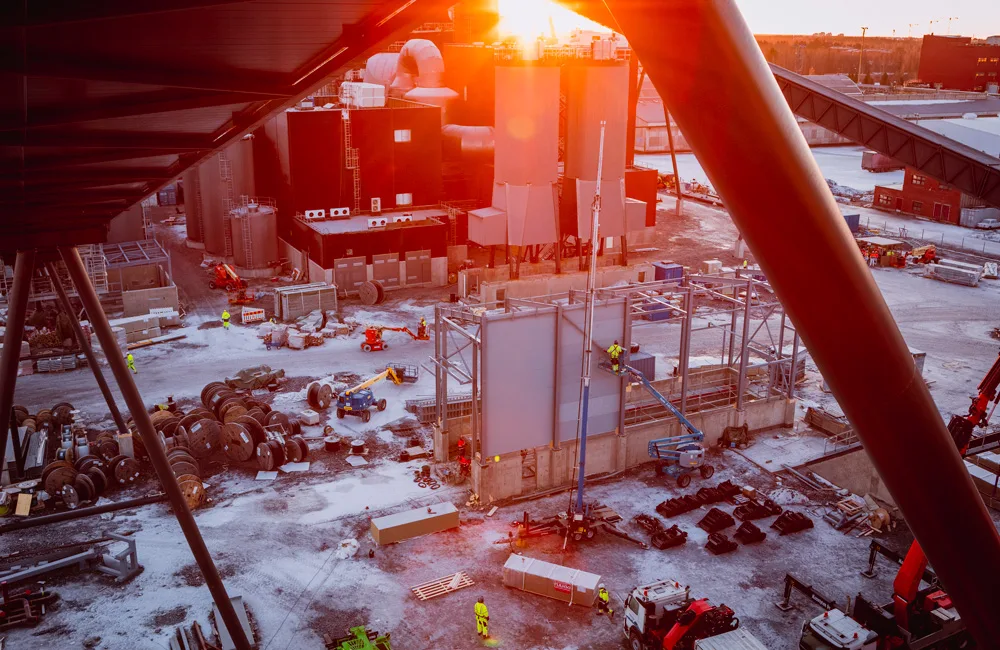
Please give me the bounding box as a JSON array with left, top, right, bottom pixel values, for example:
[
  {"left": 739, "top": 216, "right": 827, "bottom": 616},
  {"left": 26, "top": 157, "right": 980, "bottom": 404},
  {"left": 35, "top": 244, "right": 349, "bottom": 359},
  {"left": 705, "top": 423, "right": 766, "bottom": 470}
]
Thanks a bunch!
[{"left": 917, "top": 35, "right": 1000, "bottom": 92}]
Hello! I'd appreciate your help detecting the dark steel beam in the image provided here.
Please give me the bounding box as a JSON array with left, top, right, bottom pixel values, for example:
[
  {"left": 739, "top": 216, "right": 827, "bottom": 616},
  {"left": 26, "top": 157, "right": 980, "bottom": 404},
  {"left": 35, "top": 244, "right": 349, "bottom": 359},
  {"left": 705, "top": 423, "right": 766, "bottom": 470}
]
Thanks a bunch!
[
  {"left": 770, "top": 64, "right": 1000, "bottom": 209},
  {"left": 0, "top": 250, "right": 35, "bottom": 476},
  {"left": 60, "top": 246, "right": 251, "bottom": 650},
  {"left": 601, "top": 1, "right": 1000, "bottom": 645},
  {"left": 8, "top": 149, "right": 181, "bottom": 173},
  {"left": 46, "top": 262, "right": 128, "bottom": 434},
  {"left": 4, "top": 168, "right": 169, "bottom": 183},
  {"left": 0, "top": 493, "right": 169, "bottom": 533},
  {"left": 0, "top": 129, "right": 213, "bottom": 151},
  {"left": 0, "top": 227, "right": 109, "bottom": 252},
  {"left": 4, "top": 0, "right": 256, "bottom": 27},
  {"left": 0, "top": 90, "right": 272, "bottom": 131}
]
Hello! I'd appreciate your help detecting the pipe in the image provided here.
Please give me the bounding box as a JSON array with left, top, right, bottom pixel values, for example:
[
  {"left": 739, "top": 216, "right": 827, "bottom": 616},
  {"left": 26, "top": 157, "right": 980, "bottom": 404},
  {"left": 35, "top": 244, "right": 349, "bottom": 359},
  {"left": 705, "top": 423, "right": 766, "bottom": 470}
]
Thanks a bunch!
[
  {"left": 0, "top": 249, "right": 35, "bottom": 476},
  {"left": 0, "top": 493, "right": 169, "bottom": 534},
  {"left": 602, "top": 0, "right": 1000, "bottom": 643},
  {"left": 392, "top": 39, "right": 447, "bottom": 90},
  {"left": 441, "top": 125, "right": 494, "bottom": 161},
  {"left": 59, "top": 247, "right": 252, "bottom": 650},
  {"left": 46, "top": 262, "right": 128, "bottom": 435}
]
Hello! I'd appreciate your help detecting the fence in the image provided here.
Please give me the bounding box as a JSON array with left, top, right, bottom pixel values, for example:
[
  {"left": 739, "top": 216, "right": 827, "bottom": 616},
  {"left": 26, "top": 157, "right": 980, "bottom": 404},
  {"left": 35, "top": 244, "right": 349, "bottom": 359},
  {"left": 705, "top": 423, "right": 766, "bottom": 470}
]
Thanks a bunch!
[{"left": 862, "top": 215, "right": 1000, "bottom": 258}]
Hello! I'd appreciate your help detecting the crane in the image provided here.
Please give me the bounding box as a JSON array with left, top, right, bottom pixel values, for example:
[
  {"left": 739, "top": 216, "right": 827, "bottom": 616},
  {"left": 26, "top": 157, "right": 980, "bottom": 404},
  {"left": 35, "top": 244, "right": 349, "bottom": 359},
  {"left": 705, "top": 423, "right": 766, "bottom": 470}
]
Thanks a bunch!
[{"left": 947, "top": 350, "right": 1000, "bottom": 452}]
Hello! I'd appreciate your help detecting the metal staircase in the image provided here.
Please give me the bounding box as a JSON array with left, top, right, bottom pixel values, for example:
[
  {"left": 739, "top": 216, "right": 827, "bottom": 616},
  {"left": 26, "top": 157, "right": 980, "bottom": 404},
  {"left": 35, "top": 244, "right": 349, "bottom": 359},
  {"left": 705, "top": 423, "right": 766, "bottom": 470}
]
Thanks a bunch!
[
  {"left": 219, "top": 151, "right": 235, "bottom": 256},
  {"left": 342, "top": 108, "right": 361, "bottom": 213}
]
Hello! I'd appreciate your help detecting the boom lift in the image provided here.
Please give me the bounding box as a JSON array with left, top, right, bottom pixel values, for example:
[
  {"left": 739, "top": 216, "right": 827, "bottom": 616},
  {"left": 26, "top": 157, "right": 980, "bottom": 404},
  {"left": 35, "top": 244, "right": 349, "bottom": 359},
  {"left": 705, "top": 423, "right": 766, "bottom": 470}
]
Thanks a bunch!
[
  {"left": 334, "top": 367, "right": 402, "bottom": 423},
  {"left": 622, "top": 579, "right": 739, "bottom": 650},
  {"left": 946, "top": 350, "right": 1000, "bottom": 452},
  {"left": 360, "top": 323, "right": 430, "bottom": 352}
]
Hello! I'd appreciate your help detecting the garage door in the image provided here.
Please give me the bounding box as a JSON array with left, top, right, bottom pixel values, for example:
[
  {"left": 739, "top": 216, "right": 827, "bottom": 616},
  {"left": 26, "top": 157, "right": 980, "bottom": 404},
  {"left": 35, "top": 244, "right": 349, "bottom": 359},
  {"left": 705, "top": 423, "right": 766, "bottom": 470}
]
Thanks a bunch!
[
  {"left": 334, "top": 256, "right": 367, "bottom": 295},
  {"left": 372, "top": 253, "right": 400, "bottom": 288},
  {"left": 405, "top": 250, "right": 432, "bottom": 285}
]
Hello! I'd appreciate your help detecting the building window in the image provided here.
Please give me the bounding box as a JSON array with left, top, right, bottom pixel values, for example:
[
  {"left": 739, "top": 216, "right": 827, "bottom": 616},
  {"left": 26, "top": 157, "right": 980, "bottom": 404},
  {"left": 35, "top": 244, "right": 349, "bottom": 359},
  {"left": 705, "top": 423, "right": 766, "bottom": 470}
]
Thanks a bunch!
[
  {"left": 977, "top": 57, "right": 988, "bottom": 64},
  {"left": 396, "top": 192, "right": 413, "bottom": 206},
  {"left": 989, "top": 72, "right": 998, "bottom": 78},
  {"left": 991, "top": 57, "right": 1000, "bottom": 63},
  {"left": 878, "top": 193, "right": 893, "bottom": 207},
  {"left": 911, "top": 174, "right": 925, "bottom": 186},
  {"left": 912, "top": 200, "right": 923, "bottom": 214},
  {"left": 393, "top": 129, "right": 411, "bottom": 143}
]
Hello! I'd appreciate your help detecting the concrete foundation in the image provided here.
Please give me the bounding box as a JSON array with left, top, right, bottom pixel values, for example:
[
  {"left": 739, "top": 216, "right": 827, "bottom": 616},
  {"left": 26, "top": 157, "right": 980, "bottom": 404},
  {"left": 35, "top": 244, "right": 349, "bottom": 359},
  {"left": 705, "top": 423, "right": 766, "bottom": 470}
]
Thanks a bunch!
[
  {"left": 462, "top": 263, "right": 654, "bottom": 302},
  {"left": 800, "top": 447, "right": 896, "bottom": 506}
]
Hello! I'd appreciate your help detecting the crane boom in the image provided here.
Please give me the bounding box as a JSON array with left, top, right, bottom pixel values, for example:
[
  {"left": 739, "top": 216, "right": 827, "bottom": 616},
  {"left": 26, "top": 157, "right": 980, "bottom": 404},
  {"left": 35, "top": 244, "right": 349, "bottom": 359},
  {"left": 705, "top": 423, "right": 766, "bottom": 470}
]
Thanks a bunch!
[{"left": 346, "top": 367, "right": 401, "bottom": 395}]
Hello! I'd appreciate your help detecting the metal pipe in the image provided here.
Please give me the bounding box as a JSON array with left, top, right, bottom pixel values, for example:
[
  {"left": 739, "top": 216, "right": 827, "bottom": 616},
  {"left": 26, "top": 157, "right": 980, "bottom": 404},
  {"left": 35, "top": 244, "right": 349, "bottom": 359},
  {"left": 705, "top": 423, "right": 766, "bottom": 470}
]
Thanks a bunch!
[
  {"left": 664, "top": 106, "right": 682, "bottom": 199},
  {"left": 736, "top": 278, "right": 752, "bottom": 410},
  {"left": 552, "top": 305, "right": 562, "bottom": 450},
  {"left": 434, "top": 305, "right": 444, "bottom": 431},
  {"left": 604, "top": 0, "right": 1000, "bottom": 642},
  {"left": 679, "top": 286, "right": 692, "bottom": 414},
  {"left": 0, "top": 249, "right": 35, "bottom": 476},
  {"left": 0, "top": 493, "right": 169, "bottom": 534},
  {"left": 46, "top": 262, "right": 128, "bottom": 434},
  {"left": 59, "top": 247, "right": 252, "bottom": 650},
  {"left": 9, "top": 411, "right": 24, "bottom": 479},
  {"left": 471, "top": 328, "right": 479, "bottom": 462},
  {"left": 788, "top": 331, "right": 800, "bottom": 400}
]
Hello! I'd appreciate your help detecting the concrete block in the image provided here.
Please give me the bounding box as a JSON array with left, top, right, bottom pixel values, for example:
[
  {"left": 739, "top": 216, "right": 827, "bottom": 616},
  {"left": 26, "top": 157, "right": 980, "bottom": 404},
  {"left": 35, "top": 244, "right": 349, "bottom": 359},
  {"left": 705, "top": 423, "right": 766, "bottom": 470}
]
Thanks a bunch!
[{"left": 299, "top": 409, "right": 320, "bottom": 425}]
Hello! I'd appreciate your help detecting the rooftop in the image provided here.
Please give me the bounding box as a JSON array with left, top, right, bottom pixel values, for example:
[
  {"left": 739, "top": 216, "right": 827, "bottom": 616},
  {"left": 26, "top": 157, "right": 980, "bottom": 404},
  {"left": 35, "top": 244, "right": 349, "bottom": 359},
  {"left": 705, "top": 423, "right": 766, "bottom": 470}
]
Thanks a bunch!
[
  {"left": 915, "top": 116, "right": 1000, "bottom": 158},
  {"left": 300, "top": 208, "right": 447, "bottom": 235}
]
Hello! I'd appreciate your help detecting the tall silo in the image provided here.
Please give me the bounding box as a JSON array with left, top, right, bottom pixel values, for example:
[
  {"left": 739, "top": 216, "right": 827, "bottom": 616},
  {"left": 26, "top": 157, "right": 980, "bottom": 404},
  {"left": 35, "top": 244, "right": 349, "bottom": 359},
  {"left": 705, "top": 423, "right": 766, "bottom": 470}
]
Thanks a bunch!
[
  {"left": 230, "top": 203, "right": 278, "bottom": 270},
  {"left": 469, "top": 64, "right": 559, "bottom": 247},
  {"left": 561, "top": 61, "right": 644, "bottom": 240},
  {"left": 182, "top": 167, "right": 204, "bottom": 247}
]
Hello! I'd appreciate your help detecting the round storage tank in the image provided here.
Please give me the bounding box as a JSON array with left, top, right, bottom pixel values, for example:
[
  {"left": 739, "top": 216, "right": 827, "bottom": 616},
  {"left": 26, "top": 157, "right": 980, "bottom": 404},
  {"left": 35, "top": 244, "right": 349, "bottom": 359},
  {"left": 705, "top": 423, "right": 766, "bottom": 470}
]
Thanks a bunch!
[
  {"left": 230, "top": 204, "right": 278, "bottom": 269},
  {"left": 182, "top": 167, "right": 204, "bottom": 245}
]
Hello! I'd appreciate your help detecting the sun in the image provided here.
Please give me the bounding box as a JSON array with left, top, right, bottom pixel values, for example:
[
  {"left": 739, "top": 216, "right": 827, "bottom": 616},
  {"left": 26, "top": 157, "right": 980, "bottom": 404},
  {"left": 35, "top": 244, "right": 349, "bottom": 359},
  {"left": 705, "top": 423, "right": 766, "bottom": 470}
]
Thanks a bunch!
[{"left": 496, "top": 0, "right": 606, "bottom": 40}]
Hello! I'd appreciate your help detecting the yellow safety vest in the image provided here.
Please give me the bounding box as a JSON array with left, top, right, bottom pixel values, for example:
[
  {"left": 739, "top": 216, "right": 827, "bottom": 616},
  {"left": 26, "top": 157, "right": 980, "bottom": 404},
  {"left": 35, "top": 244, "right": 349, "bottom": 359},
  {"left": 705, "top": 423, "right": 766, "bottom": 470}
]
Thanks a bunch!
[
  {"left": 475, "top": 602, "right": 489, "bottom": 619},
  {"left": 222, "top": 311, "right": 230, "bottom": 320},
  {"left": 607, "top": 344, "right": 622, "bottom": 358},
  {"left": 599, "top": 589, "right": 609, "bottom": 603}
]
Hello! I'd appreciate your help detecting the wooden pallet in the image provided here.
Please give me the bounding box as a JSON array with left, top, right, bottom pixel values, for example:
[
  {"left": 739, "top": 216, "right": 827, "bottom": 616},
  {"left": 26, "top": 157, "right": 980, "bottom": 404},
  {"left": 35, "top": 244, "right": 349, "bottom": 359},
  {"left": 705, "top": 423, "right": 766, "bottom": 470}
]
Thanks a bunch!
[{"left": 411, "top": 571, "right": 474, "bottom": 601}]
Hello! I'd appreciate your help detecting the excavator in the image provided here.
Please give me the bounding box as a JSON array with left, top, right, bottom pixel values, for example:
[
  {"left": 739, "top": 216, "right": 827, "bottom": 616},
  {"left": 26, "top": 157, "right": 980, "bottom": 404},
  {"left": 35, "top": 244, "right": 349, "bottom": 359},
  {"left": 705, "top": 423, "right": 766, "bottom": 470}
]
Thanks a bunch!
[{"left": 360, "top": 320, "right": 430, "bottom": 352}]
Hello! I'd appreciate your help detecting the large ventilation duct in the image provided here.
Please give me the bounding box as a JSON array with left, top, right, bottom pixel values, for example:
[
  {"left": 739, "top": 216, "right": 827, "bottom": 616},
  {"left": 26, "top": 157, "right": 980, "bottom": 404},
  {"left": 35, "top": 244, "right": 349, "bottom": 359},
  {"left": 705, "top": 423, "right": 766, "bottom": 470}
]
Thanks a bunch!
[
  {"left": 391, "top": 39, "right": 459, "bottom": 122},
  {"left": 442, "top": 125, "right": 494, "bottom": 160},
  {"left": 596, "top": 0, "right": 1000, "bottom": 644},
  {"left": 364, "top": 53, "right": 399, "bottom": 87}
]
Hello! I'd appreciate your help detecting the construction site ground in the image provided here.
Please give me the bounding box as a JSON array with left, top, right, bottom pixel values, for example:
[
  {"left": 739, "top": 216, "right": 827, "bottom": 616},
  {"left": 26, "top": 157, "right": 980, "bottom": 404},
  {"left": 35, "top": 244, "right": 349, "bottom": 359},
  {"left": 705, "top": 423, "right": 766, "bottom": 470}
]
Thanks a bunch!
[{"left": 6, "top": 192, "right": 1000, "bottom": 649}]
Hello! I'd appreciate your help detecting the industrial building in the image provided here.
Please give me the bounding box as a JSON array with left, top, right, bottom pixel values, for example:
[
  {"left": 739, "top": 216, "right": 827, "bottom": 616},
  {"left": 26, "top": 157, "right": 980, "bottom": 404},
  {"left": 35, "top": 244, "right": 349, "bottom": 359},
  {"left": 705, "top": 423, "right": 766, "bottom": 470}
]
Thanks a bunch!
[
  {"left": 874, "top": 117, "right": 1000, "bottom": 226},
  {"left": 918, "top": 34, "right": 1000, "bottom": 92},
  {"left": 4, "top": 2, "right": 1000, "bottom": 650}
]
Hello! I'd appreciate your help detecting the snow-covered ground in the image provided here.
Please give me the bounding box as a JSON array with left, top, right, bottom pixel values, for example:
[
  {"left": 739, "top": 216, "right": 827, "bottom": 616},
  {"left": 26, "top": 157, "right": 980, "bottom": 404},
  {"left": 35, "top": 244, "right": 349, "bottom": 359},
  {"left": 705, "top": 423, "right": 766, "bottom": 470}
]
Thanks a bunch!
[{"left": 637, "top": 145, "right": 905, "bottom": 192}]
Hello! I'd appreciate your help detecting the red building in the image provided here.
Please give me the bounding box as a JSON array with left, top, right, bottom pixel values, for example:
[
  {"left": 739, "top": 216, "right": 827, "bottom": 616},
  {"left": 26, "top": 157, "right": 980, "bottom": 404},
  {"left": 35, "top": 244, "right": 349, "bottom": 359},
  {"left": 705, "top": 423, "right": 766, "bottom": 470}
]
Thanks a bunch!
[
  {"left": 874, "top": 168, "right": 962, "bottom": 223},
  {"left": 917, "top": 35, "right": 1000, "bottom": 91}
]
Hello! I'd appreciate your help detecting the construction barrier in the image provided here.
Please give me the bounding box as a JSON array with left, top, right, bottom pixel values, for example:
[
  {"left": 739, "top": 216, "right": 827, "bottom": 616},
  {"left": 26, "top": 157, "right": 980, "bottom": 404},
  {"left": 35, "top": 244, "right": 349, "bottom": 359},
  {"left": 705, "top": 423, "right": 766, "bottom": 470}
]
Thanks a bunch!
[{"left": 241, "top": 307, "right": 266, "bottom": 324}]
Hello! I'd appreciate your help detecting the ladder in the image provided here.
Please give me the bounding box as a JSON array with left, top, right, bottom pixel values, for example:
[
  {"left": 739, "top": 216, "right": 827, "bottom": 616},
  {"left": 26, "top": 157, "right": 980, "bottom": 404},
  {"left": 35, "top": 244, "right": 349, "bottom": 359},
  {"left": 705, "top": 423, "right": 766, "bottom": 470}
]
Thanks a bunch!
[
  {"left": 240, "top": 197, "right": 254, "bottom": 268},
  {"left": 342, "top": 109, "right": 361, "bottom": 213},
  {"left": 219, "top": 151, "right": 235, "bottom": 256}
]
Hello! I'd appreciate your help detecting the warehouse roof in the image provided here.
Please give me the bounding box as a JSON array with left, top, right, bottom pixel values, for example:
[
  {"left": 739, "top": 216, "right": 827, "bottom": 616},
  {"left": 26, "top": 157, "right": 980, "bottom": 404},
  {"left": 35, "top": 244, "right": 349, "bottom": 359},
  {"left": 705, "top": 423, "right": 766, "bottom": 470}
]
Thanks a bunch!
[
  {"left": 0, "top": 0, "right": 451, "bottom": 250},
  {"left": 915, "top": 117, "right": 1000, "bottom": 158},
  {"left": 302, "top": 208, "right": 447, "bottom": 235}
]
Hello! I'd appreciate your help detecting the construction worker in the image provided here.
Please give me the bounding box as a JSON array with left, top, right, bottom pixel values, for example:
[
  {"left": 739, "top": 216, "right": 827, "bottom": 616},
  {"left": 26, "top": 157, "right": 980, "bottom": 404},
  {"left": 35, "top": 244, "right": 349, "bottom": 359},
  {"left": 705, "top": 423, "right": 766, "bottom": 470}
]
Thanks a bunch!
[
  {"left": 742, "top": 259, "right": 748, "bottom": 269},
  {"left": 126, "top": 353, "right": 137, "bottom": 375},
  {"left": 457, "top": 437, "right": 471, "bottom": 479},
  {"left": 596, "top": 585, "right": 614, "bottom": 619},
  {"left": 607, "top": 340, "right": 624, "bottom": 374},
  {"left": 269, "top": 316, "right": 276, "bottom": 324},
  {"left": 222, "top": 309, "right": 231, "bottom": 330},
  {"left": 474, "top": 596, "right": 489, "bottom": 638},
  {"left": 417, "top": 317, "right": 428, "bottom": 339}
]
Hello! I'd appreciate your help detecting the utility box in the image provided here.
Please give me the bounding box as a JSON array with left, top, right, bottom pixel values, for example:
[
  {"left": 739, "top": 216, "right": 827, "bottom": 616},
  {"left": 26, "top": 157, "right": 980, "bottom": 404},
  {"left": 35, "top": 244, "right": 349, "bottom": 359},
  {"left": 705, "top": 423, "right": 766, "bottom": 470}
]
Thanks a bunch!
[
  {"left": 652, "top": 261, "right": 683, "bottom": 282},
  {"left": 370, "top": 502, "right": 459, "bottom": 545},
  {"left": 501, "top": 554, "right": 601, "bottom": 607}
]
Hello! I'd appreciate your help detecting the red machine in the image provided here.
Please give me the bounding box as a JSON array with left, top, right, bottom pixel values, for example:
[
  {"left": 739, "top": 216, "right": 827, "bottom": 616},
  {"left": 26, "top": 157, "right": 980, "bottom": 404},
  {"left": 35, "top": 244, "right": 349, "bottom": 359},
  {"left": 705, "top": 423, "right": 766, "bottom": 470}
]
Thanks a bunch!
[
  {"left": 360, "top": 321, "right": 430, "bottom": 352},
  {"left": 947, "top": 350, "right": 1000, "bottom": 452},
  {"left": 208, "top": 264, "right": 247, "bottom": 291}
]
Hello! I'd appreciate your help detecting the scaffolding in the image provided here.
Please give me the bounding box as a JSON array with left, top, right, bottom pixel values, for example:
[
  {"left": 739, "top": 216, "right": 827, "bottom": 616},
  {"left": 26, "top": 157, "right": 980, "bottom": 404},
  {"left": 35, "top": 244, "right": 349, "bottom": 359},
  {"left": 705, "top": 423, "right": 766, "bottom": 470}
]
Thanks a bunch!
[
  {"left": 1, "top": 245, "right": 108, "bottom": 302},
  {"left": 219, "top": 150, "right": 235, "bottom": 256}
]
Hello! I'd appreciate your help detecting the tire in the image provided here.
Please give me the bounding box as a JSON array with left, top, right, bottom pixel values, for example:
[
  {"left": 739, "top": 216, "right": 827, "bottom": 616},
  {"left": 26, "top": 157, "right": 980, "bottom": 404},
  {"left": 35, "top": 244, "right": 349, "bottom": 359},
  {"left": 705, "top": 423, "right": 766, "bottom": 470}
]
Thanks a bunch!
[
  {"left": 572, "top": 532, "right": 583, "bottom": 542},
  {"left": 383, "top": 342, "right": 389, "bottom": 350},
  {"left": 226, "top": 283, "right": 235, "bottom": 292},
  {"left": 336, "top": 408, "right": 346, "bottom": 419},
  {"left": 361, "top": 409, "right": 371, "bottom": 423},
  {"left": 629, "top": 630, "right": 646, "bottom": 650},
  {"left": 362, "top": 343, "right": 372, "bottom": 352},
  {"left": 700, "top": 464, "right": 715, "bottom": 479},
  {"left": 209, "top": 281, "right": 217, "bottom": 290},
  {"left": 377, "top": 399, "right": 387, "bottom": 411},
  {"left": 585, "top": 528, "right": 595, "bottom": 540},
  {"left": 677, "top": 473, "right": 692, "bottom": 488}
]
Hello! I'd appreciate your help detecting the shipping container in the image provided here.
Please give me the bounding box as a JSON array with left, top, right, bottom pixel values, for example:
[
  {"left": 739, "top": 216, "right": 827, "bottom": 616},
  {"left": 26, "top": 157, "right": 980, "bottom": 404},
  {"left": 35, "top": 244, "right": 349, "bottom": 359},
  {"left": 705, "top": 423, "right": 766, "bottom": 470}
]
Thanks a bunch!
[
  {"left": 502, "top": 555, "right": 601, "bottom": 607},
  {"left": 861, "top": 150, "right": 903, "bottom": 172},
  {"left": 842, "top": 213, "right": 860, "bottom": 234}
]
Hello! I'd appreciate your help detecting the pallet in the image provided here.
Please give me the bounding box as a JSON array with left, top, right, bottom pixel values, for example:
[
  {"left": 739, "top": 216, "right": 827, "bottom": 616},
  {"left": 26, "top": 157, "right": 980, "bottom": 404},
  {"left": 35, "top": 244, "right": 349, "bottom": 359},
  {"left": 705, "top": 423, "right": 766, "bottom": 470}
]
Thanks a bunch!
[{"left": 411, "top": 571, "right": 474, "bottom": 601}]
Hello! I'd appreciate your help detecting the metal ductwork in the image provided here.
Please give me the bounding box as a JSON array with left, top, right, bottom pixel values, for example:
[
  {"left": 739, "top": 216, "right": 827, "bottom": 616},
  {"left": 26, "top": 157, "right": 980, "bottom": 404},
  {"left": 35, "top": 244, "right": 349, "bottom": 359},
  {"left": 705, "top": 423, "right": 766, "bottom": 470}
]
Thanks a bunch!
[
  {"left": 442, "top": 124, "right": 494, "bottom": 160},
  {"left": 591, "top": 0, "right": 1000, "bottom": 645},
  {"left": 391, "top": 39, "right": 459, "bottom": 122}
]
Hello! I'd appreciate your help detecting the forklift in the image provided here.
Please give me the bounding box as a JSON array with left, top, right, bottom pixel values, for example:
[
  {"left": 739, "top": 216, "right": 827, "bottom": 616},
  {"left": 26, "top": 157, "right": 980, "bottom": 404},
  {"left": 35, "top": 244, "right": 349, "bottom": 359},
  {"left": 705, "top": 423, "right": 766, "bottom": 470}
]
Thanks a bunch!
[{"left": 334, "top": 367, "right": 402, "bottom": 423}]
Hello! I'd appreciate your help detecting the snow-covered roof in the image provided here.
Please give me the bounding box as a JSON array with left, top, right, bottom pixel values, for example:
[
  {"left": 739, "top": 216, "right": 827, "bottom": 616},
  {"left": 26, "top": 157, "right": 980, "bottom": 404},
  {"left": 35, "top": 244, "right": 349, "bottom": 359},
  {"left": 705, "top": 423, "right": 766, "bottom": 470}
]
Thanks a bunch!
[{"left": 915, "top": 117, "right": 1000, "bottom": 158}]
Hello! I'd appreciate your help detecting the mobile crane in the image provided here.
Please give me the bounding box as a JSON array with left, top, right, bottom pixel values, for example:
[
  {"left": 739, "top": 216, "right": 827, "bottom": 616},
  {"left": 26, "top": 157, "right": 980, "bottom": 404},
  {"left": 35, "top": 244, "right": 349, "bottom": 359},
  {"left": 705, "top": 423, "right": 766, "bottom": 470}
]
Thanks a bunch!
[
  {"left": 946, "top": 350, "right": 1000, "bottom": 452},
  {"left": 334, "top": 367, "right": 402, "bottom": 422}
]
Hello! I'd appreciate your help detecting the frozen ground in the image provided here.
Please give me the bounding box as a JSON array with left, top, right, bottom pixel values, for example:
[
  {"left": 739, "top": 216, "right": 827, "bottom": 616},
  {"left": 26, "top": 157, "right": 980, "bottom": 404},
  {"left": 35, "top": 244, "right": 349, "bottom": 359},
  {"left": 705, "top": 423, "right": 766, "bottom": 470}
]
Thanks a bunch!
[{"left": 5, "top": 199, "right": 1000, "bottom": 649}]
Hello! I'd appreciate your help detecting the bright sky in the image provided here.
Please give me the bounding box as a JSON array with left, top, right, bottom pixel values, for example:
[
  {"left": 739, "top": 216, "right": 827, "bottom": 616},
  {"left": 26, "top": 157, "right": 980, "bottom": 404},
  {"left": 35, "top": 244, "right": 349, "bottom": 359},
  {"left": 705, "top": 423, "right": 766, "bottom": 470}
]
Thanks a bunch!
[{"left": 496, "top": 0, "right": 1000, "bottom": 38}]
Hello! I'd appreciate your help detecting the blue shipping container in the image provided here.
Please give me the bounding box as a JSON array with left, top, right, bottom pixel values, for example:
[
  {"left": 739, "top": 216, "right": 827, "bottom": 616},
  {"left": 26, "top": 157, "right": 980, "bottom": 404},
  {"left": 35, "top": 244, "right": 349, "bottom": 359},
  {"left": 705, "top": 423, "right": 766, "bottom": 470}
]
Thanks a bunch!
[
  {"left": 843, "top": 213, "right": 860, "bottom": 234},
  {"left": 628, "top": 352, "right": 656, "bottom": 380},
  {"left": 653, "top": 261, "right": 683, "bottom": 281}
]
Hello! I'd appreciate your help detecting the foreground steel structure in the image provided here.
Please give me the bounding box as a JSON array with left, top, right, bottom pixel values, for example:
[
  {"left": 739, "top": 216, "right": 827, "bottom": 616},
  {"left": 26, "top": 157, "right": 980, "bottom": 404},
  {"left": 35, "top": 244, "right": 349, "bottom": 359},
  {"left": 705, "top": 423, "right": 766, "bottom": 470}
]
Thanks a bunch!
[{"left": 1, "top": 0, "right": 998, "bottom": 646}]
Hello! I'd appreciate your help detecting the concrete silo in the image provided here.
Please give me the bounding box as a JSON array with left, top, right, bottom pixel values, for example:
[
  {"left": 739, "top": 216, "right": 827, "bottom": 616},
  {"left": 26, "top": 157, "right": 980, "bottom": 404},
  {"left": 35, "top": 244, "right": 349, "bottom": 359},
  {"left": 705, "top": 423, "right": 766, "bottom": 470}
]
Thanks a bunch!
[{"left": 230, "top": 203, "right": 278, "bottom": 271}]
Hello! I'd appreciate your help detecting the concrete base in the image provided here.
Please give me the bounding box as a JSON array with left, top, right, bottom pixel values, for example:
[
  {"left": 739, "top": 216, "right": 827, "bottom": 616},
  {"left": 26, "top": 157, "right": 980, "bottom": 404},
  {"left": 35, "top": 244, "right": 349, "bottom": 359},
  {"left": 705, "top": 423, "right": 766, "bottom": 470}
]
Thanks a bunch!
[
  {"left": 185, "top": 239, "right": 206, "bottom": 250},
  {"left": 801, "top": 447, "right": 896, "bottom": 506},
  {"left": 472, "top": 395, "right": 793, "bottom": 503},
  {"left": 234, "top": 265, "right": 280, "bottom": 279}
]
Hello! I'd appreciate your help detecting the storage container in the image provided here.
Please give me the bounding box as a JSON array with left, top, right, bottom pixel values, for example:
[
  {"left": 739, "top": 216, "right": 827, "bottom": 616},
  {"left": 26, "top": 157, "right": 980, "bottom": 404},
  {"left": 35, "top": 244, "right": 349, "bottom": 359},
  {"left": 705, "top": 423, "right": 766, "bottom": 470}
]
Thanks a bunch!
[{"left": 501, "top": 554, "right": 600, "bottom": 607}]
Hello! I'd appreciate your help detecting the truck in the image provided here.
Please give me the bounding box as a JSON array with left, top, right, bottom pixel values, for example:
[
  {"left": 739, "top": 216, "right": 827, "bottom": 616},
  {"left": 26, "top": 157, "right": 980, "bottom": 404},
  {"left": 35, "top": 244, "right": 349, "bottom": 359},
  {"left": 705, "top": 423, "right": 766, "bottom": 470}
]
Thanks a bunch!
[{"left": 623, "top": 579, "right": 739, "bottom": 650}]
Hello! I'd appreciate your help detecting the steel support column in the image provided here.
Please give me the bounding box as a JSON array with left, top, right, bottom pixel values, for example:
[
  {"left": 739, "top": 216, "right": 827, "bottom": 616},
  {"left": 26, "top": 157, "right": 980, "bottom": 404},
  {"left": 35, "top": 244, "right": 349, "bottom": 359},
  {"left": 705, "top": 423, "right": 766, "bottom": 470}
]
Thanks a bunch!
[
  {"left": 434, "top": 305, "right": 444, "bottom": 431},
  {"left": 735, "top": 279, "right": 752, "bottom": 410},
  {"left": 678, "top": 286, "right": 693, "bottom": 415},
  {"left": 59, "top": 247, "right": 251, "bottom": 650},
  {"left": 787, "top": 331, "right": 800, "bottom": 400},
  {"left": 46, "top": 262, "right": 128, "bottom": 434},
  {"left": 603, "top": 0, "right": 1000, "bottom": 642},
  {"left": 0, "top": 249, "right": 35, "bottom": 475}
]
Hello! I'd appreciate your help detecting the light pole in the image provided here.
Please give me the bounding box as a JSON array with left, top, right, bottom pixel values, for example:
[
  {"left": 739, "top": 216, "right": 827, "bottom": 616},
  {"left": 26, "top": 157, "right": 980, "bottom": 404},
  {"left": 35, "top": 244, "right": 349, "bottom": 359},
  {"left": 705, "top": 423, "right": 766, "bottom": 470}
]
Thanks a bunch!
[
  {"left": 858, "top": 26, "right": 868, "bottom": 83},
  {"left": 908, "top": 23, "right": 919, "bottom": 38},
  {"left": 947, "top": 17, "right": 959, "bottom": 34},
  {"left": 929, "top": 19, "right": 940, "bottom": 34}
]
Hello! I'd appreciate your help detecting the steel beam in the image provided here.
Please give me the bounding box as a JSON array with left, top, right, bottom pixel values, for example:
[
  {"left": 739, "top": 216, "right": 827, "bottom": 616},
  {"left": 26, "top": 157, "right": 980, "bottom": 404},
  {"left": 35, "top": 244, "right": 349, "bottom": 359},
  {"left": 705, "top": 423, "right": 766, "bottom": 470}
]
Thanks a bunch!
[
  {"left": 0, "top": 250, "right": 35, "bottom": 476},
  {"left": 46, "top": 262, "right": 128, "bottom": 434},
  {"left": 0, "top": 129, "right": 213, "bottom": 151},
  {"left": 601, "top": 1, "right": 1000, "bottom": 643},
  {"left": 59, "top": 247, "right": 251, "bottom": 650},
  {"left": 6, "top": 0, "right": 257, "bottom": 27}
]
